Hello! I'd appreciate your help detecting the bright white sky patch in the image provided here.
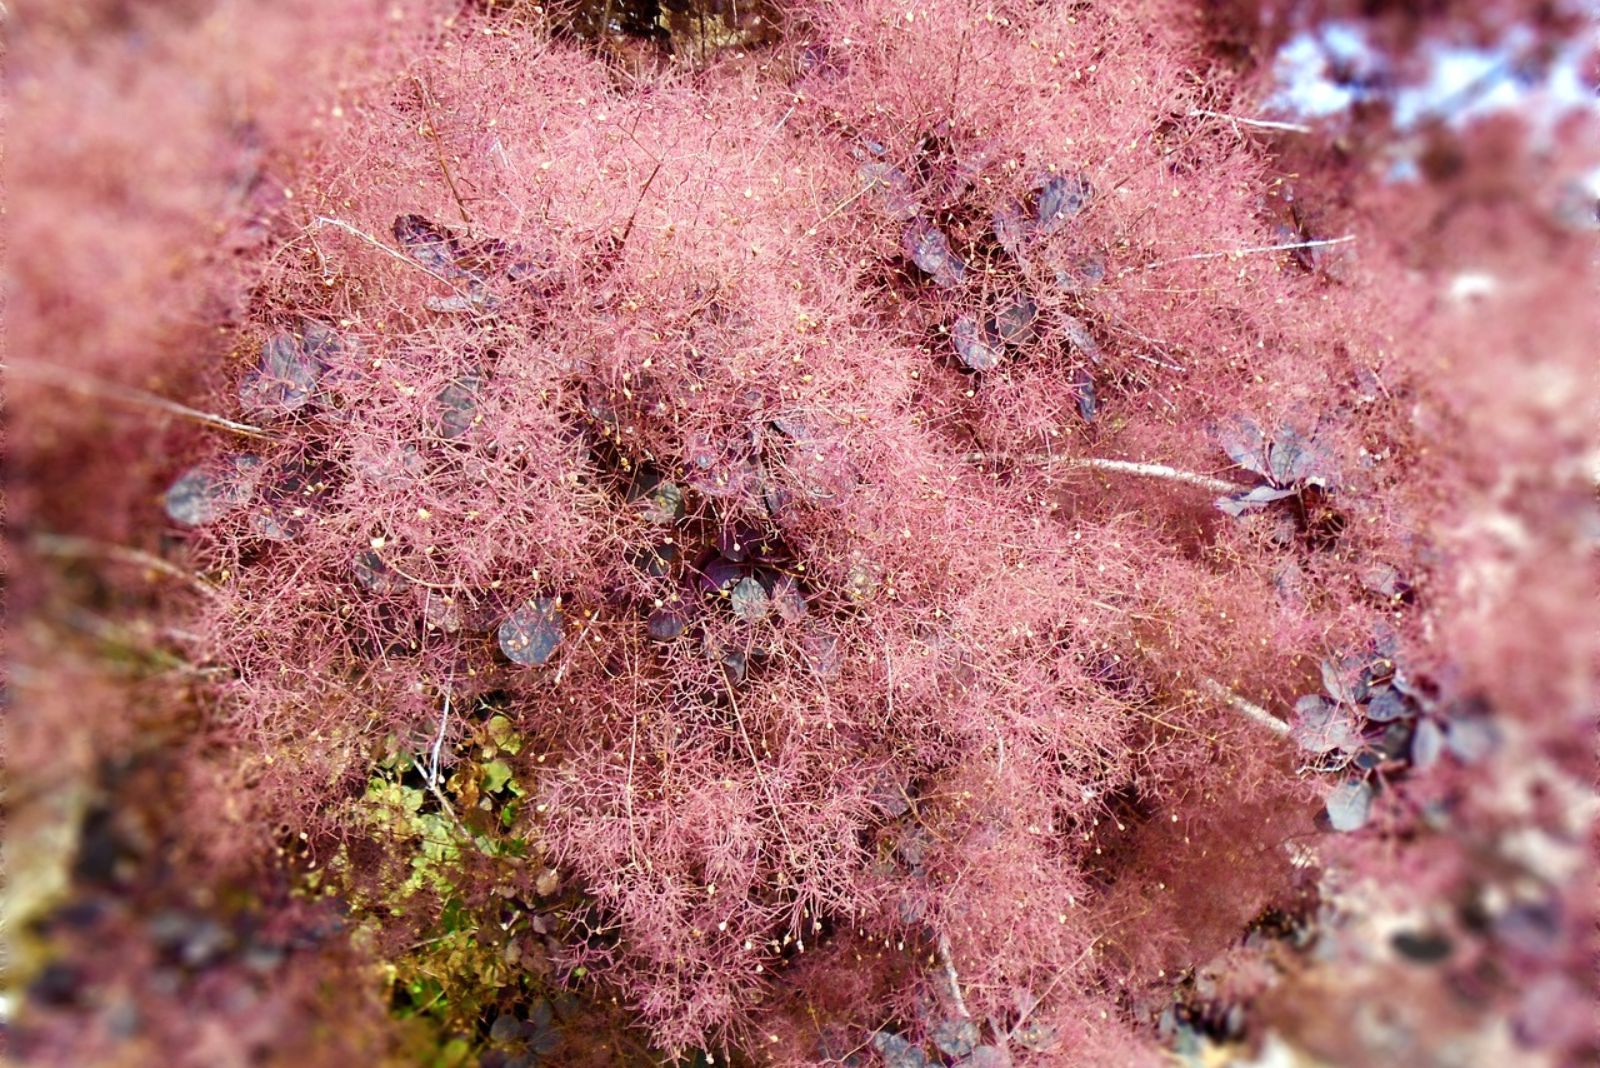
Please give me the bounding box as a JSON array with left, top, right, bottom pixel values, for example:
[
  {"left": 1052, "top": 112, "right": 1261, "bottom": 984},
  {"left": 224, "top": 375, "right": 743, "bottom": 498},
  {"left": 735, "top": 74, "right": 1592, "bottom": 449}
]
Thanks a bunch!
[{"left": 1267, "top": 21, "right": 1599, "bottom": 132}]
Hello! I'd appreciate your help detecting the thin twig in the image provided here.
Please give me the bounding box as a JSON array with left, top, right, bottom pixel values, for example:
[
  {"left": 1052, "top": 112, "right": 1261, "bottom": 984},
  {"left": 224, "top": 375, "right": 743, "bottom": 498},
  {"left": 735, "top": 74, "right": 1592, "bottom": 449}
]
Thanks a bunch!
[
  {"left": 416, "top": 684, "right": 473, "bottom": 839},
  {"left": 428, "top": 687, "right": 452, "bottom": 787},
  {"left": 1139, "top": 234, "right": 1355, "bottom": 273},
  {"left": 5, "top": 361, "right": 276, "bottom": 441},
  {"left": 1188, "top": 108, "right": 1313, "bottom": 134},
  {"left": 961, "top": 452, "right": 1249, "bottom": 495},
  {"left": 33, "top": 533, "right": 220, "bottom": 597},
  {"left": 806, "top": 179, "right": 878, "bottom": 236},
  {"left": 311, "top": 215, "right": 463, "bottom": 289},
  {"left": 1198, "top": 677, "right": 1291, "bottom": 737},
  {"left": 719, "top": 672, "right": 801, "bottom": 887},
  {"left": 1067, "top": 458, "right": 1246, "bottom": 494},
  {"left": 413, "top": 75, "right": 473, "bottom": 225},
  {"left": 937, "top": 931, "right": 972, "bottom": 1019},
  {"left": 377, "top": 553, "right": 466, "bottom": 591},
  {"left": 1127, "top": 350, "right": 1187, "bottom": 373},
  {"left": 615, "top": 159, "right": 664, "bottom": 253}
]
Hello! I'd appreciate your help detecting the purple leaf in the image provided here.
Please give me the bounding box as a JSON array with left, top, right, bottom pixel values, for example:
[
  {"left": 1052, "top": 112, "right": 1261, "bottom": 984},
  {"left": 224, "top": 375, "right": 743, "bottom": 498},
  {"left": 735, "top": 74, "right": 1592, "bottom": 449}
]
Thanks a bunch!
[
  {"left": 698, "top": 555, "right": 743, "bottom": 595},
  {"left": 1218, "top": 416, "right": 1271, "bottom": 478},
  {"left": 990, "top": 295, "right": 1038, "bottom": 347},
  {"left": 932, "top": 1019, "right": 979, "bottom": 1058},
  {"left": 903, "top": 218, "right": 966, "bottom": 288},
  {"left": 393, "top": 213, "right": 464, "bottom": 276},
  {"left": 952, "top": 314, "right": 1001, "bottom": 371},
  {"left": 770, "top": 574, "right": 808, "bottom": 623},
  {"left": 1267, "top": 425, "right": 1316, "bottom": 485},
  {"left": 729, "top": 576, "right": 771, "bottom": 623},
  {"left": 1291, "top": 694, "right": 1361, "bottom": 753},
  {"left": 871, "top": 1030, "right": 928, "bottom": 1068},
  {"left": 248, "top": 460, "right": 331, "bottom": 542},
  {"left": 1321, "top": 657, "right": 1367, "bottom": 705},
  {"left": 1035, "top": 173, "right": 1092, "bottom": 234},
  {"left": 860, "top": 161, "right": 921, "bottom": 221},
  {"left": 351, "top": 550, "right": 405, "bottom": 594},
  {"left": 435, "top": 374, "right": 484, "bottom": 439},
  {"left": 1445, "top": 715, "right": 1499, "bottom": 763},
  {"left": 1216, "top": 484, "right": 1296, "bottom": 518},
  {"left": 163, "top": 456, "right": 262, "bottom": 526},
  {"left": 1324, "top": 779, "right": 1373, "bottom": 832},
  {"left": 799, "top": 621, "right": 843, "bottom": 680},
  {"left": 1055, "top": 250, "right": 1107, "bottom": 293},
  {"left": 646, "top": 604, "right": 688, "bottom": 642},
  {"left": 1411, "top": 717, "right": 1445, "bottom": 769},
  {"left": 498, "top": 597, "right": 564, "bottom": 667},
  {"left": 239, "top": 331, "right": 324, "bottom": 416},
  {"left": 1364, "top": 687, "right": 1411, "bottom": 723},
  {"left": 1072, "top": 367, "right": 1098, "bottom": 422},
  {"left": 636, "top": 480, "right": 684, "bottom": 525},
  {"left": 1060, "top": 315, "right": 1100, "bottom": 362}
]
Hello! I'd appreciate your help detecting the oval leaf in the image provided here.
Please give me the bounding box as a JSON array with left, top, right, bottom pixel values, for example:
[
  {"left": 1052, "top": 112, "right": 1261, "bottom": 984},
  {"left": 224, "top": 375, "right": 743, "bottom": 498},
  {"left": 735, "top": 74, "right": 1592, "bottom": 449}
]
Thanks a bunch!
[
  {"left": 903, "top": 218, "right": 966, "bottom": 288},
  {"left": 1216, "top": 484, "right": 1296, "bottom": 518},
  {"left": 1217, "top": 416, "right": 1270, "bottom": 478},
  {"left": 1324, "top": 779, "right": 1374, "bottom": 833},
  {"left": 639, "top": 481, "right": 684, "bottom": 525},
  {"left": 729, "top": 576, "right": 770, "bottom": 623},
  {"left": 1036, "top": 173, "right": 1092, "bottom": 233},
  {"left": 393, "top": 213, "right": 464, "bottom": 276},
  {"left": 164, "top": 456, "right": 262, "bottom": 526},
  {"left": 1060, "top": 315, "right": 1100, "bottom": 362},
  {"left": 498, "top": 597, "right": 564, "bottom": 667},
  {"left": 871, "top": 1030, "right": 929, "bottom": 1068},
  {"left": 699, "top": 555, "right": 743, "bottom": 595},
  {"left": 1291, "top": 694, "right": 1361, "bottom": 753},
  {"left": 990, "top": 295, "right": 1038, "bottom": 346},
  {"left": 1364, "top": 687, "right": 1411, "bottom": 723},
  {"left": 646, "top": 604, "right": 688, "bottom": 643},
  {"left": 1072, "top": 366, "right": 1098, "bottom": 422},
  {"left": 770, "top": 574, "right": 808, "bottom": 623},
  {"left": 352, "top": 550, "right": 405, "bottom": 594},
  {"left": 1321, "top": 657, "right": 1367, "bottom": 705},
  {"left": 932, "top": 1019, "right": 979, "bottom": 1058},
  {"left": 436, "top": 374, "right": 484, "bottom": 440},
  {"left": 1411, "top": 717, "right": 1445, "bottom": 769},
  {"left": 239, "top": 332, "right": 323, "bottom": 416},
  {"left": 952, "top": 314, "right": 1001, "bottom": 371}
]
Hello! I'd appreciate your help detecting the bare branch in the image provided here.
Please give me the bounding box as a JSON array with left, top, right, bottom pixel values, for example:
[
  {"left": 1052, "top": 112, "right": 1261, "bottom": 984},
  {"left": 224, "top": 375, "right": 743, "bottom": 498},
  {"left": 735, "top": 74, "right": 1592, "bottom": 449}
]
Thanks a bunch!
[
  {"left": 937, "top": 931, "right": 972, "bottom": 1019},
  {"left": 6, "top": 361, "right": 277, "bottom": 441},
  {"left": 961, "top": 452, "right": 1250, "bottom": 495},
  {"left": 312, "top": 215, "right": 464, "bottom": 289},
  {"left": 1198, "top": 677, "right": 1291, "bottom": 737},
  {"left": 1139, "top": 234, "right": 1355, "bottom": 273},
  {"left": 1189, "top": 108, "right": 1313, "bottom": 134},
  {"left": 32, "top": 532, "right": 220, "bottom": 597}
]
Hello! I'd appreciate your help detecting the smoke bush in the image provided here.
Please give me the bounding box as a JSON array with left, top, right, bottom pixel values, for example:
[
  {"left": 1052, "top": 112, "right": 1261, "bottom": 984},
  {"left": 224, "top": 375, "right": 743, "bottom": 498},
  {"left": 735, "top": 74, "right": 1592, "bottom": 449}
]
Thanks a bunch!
[{"left": 10, "top": 0, "right": 1594, "bottom": 1064}]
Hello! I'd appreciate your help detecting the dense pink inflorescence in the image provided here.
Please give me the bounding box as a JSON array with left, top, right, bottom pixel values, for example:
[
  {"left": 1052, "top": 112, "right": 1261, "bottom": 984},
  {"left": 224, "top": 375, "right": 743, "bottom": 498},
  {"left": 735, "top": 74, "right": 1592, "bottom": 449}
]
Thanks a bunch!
[{"left": 13, "top": 0, "right": 1594, "bottom": 1062}]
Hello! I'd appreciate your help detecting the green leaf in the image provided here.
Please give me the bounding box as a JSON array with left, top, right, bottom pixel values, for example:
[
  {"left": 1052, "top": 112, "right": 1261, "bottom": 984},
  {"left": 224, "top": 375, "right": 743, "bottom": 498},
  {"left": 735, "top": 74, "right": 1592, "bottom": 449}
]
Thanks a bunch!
[
  {"left": 431, "top": 1036, "right": 473, "bottom": 1068},
  {"left": 486, "top": 714, "right": 523, "bottom": 755},
  {"left": 482, "top": 759, "right": 514, "bottom": 794}
]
